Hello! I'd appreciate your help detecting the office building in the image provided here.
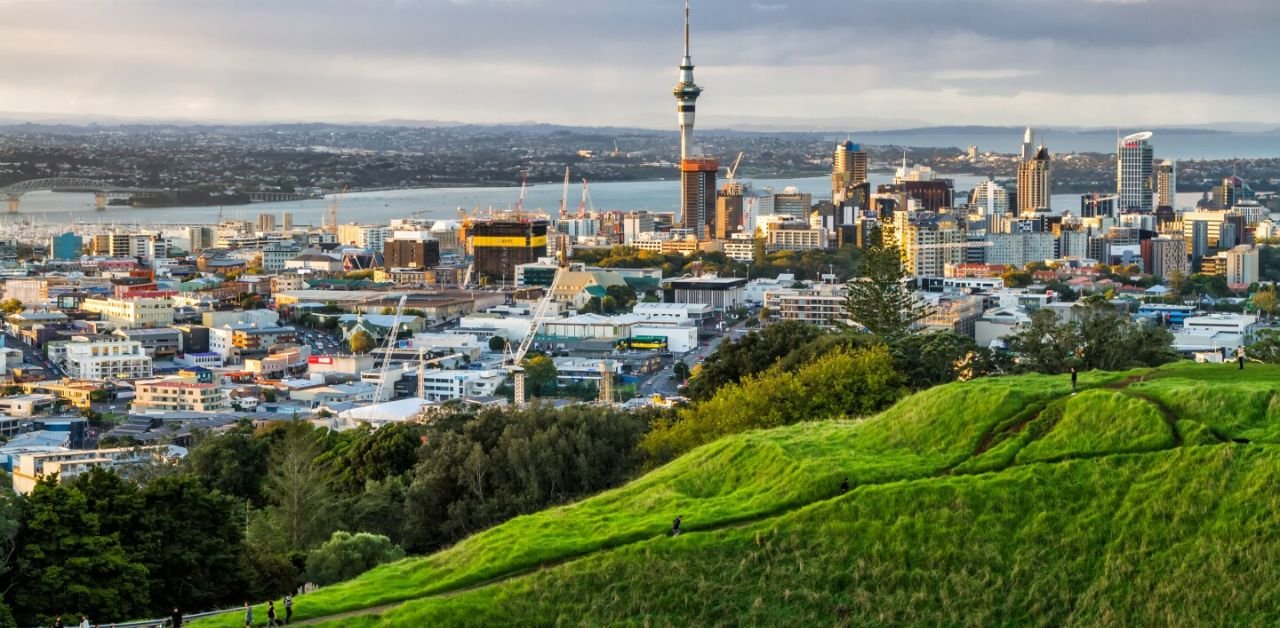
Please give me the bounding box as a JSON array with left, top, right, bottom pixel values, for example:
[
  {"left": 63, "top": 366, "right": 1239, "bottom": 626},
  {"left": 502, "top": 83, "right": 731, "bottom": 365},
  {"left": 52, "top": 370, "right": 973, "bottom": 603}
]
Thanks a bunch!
[
  {"left": 1080, "top": 193, "right": 1118, "bottom": 219},
  {"left": 1156, "top": 160, "right": 1176, "bottom": 209},
  {"left": 623, "top": 213, "right": 657, "bottom": 244},
  {"left": 133, "top": 378, "right": 232, "bottom": 413},
  {"left": 49, "top": 232, "right": 83, "bottom": 260},
  {"left": 337, "top": 224, "right": 392, "bottom": 254},
  {"left": 715, "top": 184, "right": 745, "bottom": 240},
  {"left": 1116, "top": 132, "right": 1154, "bottom": 213},
  {"left": 82, "top": 297, "right": 174, "bottom": 329},
  {"left": 471, "top": 219, "right": 549, "bottom": 283},
  {"left": 64, "top": 339, "right": 154, "bottom": 381},
  {"left": 1225, "top": 245, "right": 1259, "bottom": 286},
  {"left": 384, "top": 238, "right": 441, "bottom": 269},
  {"left": 832, "top": 141, "right": 869, "bottom": 205},
  {"left": 188, "top": 226, "right": 215, "bottom": 253},
  {"left": 1215, "top": 176, "right": 1246, "bottom": 209},
  {"left": 768, "top": 187, "right": 812, "bottom": 220},
  {"left": 1016, "top": 146, "right": 1051, "bottom": 216}
]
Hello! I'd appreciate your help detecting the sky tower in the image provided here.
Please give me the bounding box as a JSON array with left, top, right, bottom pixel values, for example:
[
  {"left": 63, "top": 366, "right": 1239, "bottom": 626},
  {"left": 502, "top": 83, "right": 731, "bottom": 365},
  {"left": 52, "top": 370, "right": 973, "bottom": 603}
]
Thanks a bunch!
[
  {"left": 673, "top": 0, "right": 702, "bottom": 160},
  {"left": 673, "top": 1, "right": 717, "bottom": 240}
]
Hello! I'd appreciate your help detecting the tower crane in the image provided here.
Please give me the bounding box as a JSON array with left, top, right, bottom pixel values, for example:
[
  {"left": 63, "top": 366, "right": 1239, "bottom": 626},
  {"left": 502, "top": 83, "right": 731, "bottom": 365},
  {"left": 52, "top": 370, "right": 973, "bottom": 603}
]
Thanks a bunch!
[
  {"left": 372, "top": 295, "right": 408, "bottom": 403},
  {"left": 726, "top": 151, "right": 745, "bottom": 182},
  {"left": 558, "top": 167, "right": 571, "bottom": 220},
  {"left": 326, "top": 185, "right": 348, "bottom": 232},
  {"left": 505, "top": 254, "right": 569, "bottom": 406},
  {"left": 514, "top": 171, "right": 529, "bottom": 217},
  {"left": 578, "top": 179, "right": 594, "bottom": 219}
]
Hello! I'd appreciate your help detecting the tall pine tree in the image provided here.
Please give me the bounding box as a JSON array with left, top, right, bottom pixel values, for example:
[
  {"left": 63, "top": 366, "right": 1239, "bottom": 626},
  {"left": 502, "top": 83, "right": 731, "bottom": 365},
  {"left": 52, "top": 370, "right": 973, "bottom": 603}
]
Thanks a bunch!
[{"left": 843, "top": 232, "right": 932, "bottom": 340}]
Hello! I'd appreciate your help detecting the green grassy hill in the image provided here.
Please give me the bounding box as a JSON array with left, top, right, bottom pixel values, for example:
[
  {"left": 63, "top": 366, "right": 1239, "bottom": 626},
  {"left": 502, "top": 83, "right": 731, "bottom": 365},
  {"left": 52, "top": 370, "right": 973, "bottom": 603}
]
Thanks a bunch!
[{"left": 195, "top": 362, "right": 1280, "bottom": 627}]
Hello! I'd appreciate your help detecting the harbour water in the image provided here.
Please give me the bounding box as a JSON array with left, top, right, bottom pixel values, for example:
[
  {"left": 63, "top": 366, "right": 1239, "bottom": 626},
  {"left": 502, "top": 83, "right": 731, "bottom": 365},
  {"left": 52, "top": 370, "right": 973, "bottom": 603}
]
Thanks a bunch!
[{"left": 3, "top": 172, "right": 1175, "bottom": 228}]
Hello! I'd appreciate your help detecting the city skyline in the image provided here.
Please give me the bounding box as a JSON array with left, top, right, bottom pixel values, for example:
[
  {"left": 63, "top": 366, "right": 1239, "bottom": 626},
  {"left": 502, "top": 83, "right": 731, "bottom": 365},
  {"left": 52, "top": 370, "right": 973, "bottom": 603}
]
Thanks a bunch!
[{"left": 2, "top": 0, "right": 1278, "bottom": 129}]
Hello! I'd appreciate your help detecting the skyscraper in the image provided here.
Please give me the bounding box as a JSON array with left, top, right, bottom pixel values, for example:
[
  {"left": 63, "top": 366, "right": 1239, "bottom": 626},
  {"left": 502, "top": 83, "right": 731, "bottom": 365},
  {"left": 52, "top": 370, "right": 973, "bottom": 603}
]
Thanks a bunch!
[
  {"left": 673, "top": 1, "right": 717, "bottom": 239},
  {"left": 832, "top": 141, "right": 868, "bottom": 205},
  {"left": 1020, "top": 127, "right": 1035, "bottom": 162},
  {"left": 1016, "top": 145, "right": 1051, "bottom": 216},
  {"left": 1155, "top": 161, "right": 1176, "bottom": 209},
  {"left": 257, "top": 213, "right": 276, "bottom": 233},
  {"left": 969, "top": 179, "right": 1010, "bottom": 216},
  {"left": 715, "top": 182, "right": 746, "bottom": 241},
  {"left": 1116, "top": 132, "right": 1154, "bottom": 213}
]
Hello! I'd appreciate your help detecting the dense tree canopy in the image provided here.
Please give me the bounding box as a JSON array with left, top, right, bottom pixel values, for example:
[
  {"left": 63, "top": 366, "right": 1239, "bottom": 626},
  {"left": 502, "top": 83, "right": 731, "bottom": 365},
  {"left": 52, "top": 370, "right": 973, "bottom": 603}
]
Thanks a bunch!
[
  {"left": 1006, "top": 301, "right": 1178, "bottom": 374},
  {"left": 685, "top": 321, "right": 826, "bottom": 401},
  {"left": 306, "top": 531, "right": 405, "bottom": 587}
]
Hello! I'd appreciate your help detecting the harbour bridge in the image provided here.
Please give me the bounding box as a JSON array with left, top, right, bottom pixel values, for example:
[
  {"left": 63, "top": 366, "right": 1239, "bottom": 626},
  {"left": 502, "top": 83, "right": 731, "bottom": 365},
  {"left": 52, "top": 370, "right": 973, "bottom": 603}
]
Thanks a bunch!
[{"left": 0, "top": 178, "right": 173, "bottom": 212}]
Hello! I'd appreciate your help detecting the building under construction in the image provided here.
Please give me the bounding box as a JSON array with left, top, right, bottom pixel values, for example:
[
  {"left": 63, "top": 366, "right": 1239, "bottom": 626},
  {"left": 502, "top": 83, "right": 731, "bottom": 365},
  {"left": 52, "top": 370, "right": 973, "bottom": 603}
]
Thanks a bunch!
[{"left": 471, "top": 219, "right": 548, "bottom": 284}]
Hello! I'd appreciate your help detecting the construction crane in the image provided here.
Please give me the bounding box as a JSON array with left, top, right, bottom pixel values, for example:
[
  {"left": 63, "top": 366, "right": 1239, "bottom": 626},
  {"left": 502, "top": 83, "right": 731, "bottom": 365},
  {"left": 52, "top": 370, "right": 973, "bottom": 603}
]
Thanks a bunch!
[
  {"left": 506, "top": 256, "right": 569, "bottom": 406},
  {"left": 326, "top": 185, "right": 348, "bottom": 232},
  {"left": 726, "top": 151, "right": 745, "bottom": 182},
  {"left": 558, "top": 167, "right": 571, "bottom": 220},
  {"left": 577, "top": 178, "right": 594, "bottom": 219},
  {"left": 372, "top": 295, "right": 408, "bottom": 403},
  {"left": 514, "top": 171, "right": 529, "bottom": 217}
]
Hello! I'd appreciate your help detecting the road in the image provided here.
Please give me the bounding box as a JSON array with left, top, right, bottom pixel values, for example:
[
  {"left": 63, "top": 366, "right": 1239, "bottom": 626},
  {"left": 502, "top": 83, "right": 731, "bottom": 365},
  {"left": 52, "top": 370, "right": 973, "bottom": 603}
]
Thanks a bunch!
[
  {"left": 1, "top": 331, "right": 63, "bottom": 378},
  {"left": 635, "top": 318, "right": 749, "bottom": 399}
]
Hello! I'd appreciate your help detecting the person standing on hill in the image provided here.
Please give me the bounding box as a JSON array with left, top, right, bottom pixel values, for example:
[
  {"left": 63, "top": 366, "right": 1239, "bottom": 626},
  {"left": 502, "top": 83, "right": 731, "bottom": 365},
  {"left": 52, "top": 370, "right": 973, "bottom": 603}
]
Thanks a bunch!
[
  {"left": 839, "top": 478, "right": 849, "bottom": 495},
  {"left": 243, "top": 602, "right": 253, "bottom": 628},
  {"left": 671, "top": 515, "right": 683, "bottom": 537},
  {"left": 1238, "top": 347, "right": 1246, "bottom": 370},
  {"left": 1070, "top": 366, "right": 1078, "bottom": 393},
  {"left": 283, "top": 595, "right": 293, "bottom": 625},
  {"left": 171, "top": 607, "right": 183, "bottom": 627}
]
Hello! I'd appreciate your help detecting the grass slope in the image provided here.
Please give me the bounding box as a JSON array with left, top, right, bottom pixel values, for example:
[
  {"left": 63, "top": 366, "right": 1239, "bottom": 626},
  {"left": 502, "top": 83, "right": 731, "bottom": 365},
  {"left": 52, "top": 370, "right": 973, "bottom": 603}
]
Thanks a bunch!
[{"left": 195, "top": 363, "right": 1280, "bottom": 627}]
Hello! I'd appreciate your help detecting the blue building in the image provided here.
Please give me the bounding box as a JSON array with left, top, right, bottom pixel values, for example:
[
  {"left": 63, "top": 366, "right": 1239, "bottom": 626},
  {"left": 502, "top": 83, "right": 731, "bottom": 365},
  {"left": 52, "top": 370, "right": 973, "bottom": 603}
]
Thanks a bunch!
[{"left": 50, "top": 232, "right": 83, "bottom": 260}]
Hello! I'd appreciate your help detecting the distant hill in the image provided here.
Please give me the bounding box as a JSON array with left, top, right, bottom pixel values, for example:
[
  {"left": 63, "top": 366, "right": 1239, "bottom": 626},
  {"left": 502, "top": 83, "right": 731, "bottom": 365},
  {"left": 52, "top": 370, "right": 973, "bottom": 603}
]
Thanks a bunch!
[{"left": 191, "top": 362, "right": 1280, "bottom": 627}]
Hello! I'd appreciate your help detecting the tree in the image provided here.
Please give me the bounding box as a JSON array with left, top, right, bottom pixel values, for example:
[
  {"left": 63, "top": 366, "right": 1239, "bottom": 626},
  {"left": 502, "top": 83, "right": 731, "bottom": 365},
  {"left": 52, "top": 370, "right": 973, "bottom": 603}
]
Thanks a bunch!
[
  {"left": 0, "top": 299, "right": 21, "bottom": 316},
  {"left": 265, "top": 423, "right": 336, "bottom": 551},
  {"left": 1006, "top": 302, "right": 1177, "bottom": 374},
  {"left": 642, "top": 346, "right": 904, "bottom": 464},
  {"left": 488, "top": 336, "right": 508, "bottom": 352},
  {"left": 1246, "top": 329, "right": 1280, "bottom": 363},
  {"left": 521, "top": 354, "right": 558, "bottom": 397},
  {"left": 673, "top": 360, "right": 691, "bottom": 382},
  {"left": 1252, "top": 287, "right": 1278, "bottom": 321},
  {"left": 685, "top": 321, "right": 825, "bottom": 401},
  {"left": 12, "top": 479, "right": 149, "bottom": 625},
  {"left": 605, "top": 284, "right": 637, "bottom": 311},
  {"left": 844, "top": 239, "right": 932, "bottom": 339},
  {"left": 134, "top": 475, "right": 245, "bottom": 615},
  {"left": 304, "top": 531, "right": 405, "bottom": 587},
  {"left": 185, "top": 430, "right": 271, "bottom": 505},
  {"left": 349, "top": 330, "right": 375, "bottom": 354},
  {"left": 890, "top": 332, "right": 998, "bottom": 389},
  {"left": 1005, "top": 310, "right": 1079, "bottom": 374}
]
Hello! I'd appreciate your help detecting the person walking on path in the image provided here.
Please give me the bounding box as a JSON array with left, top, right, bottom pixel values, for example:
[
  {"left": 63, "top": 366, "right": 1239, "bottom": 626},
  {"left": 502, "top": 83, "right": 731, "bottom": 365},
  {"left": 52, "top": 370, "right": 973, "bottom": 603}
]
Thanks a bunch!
[
  {"left": 670, "top": 515, "right": 683, "bottom": 537},
  {"left": 1070, "top": 366, "right": 1078, "bottom": 393},
  {"left": 283, "top": 595, "right": 293, "bottom": 625},
  {"left": 171, "top": 607, "right": 183, "bottom": 627},
  {"left": 243, "top": 602, "right": 253, "bottom": 628},
  {"left": 78, "top": 616, "right": 89, "bottom": 628},
  {"left": 267, "top": 601, "right": 278, "bottom": 627}
]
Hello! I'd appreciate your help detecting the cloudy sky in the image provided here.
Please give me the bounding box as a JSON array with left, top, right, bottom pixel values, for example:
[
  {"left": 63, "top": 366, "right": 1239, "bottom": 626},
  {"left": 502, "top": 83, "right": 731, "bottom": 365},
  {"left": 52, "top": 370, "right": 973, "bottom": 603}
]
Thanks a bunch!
[{"left": 1, "top": 0, "right": 1276, "bottom": 129}]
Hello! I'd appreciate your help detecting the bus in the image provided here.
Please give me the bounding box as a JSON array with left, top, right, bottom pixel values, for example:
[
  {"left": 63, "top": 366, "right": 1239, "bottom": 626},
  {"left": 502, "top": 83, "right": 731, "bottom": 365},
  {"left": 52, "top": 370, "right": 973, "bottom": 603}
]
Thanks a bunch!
[{"left": 616, "top": 336, "right": 668, "bottom": 351}]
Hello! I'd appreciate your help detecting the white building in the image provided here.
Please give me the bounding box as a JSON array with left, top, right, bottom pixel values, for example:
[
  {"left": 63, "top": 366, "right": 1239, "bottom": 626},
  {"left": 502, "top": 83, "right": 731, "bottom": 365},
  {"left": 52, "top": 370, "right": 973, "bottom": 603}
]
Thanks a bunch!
[
  {"left": 632, "top": 303, "right": 712, "bottom": 326},
  {"left": 10, "top": 444, "right": 185, "bottom": 494},
  {"left": 82, "top": 297, "right": 175, "bottom": 329},
  {"left": 1225, "top": 245, "right": 1260, "bottom": 287},
  {"left": 1173, "top": 313, "right": 1260, "bottom": 355},
  {"left": 764, "top": 285, "right": 848, "bottom": 328},
  {"left": 64, "top": 339, "right": 154, "bottom": 381},
  {"left": 132, "top": 378, "right": 233, "bottom": 413},
  {"left": 418, "top": 369, "right": 506, "bottom": 402}
]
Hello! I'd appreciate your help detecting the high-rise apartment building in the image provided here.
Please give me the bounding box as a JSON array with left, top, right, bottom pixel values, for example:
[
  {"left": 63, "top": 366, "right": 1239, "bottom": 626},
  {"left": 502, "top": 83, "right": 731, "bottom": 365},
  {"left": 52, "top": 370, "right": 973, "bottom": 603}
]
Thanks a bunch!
[
  {"left": 257, "top": 213, "right": 276, "bottom": 233},
  {"left": 282, "top": 212, "right": 294, "bottom": 231},
  {"left": 900, "top": 213, "right": 964, "bottom": 278},
  {"left": 1141, "top": 235, "right": 1189, "bottom": 280},
  {"left": 1215, "top": 176, "right": 1245, "bottom": 209},
  {"left": 832, "top": 141, "right": 869, "bottom": 205},
  {"left": 1016, "top": 146, "right": 1051, "bottom": 216},
  {"left": 1156, "top": 161, "right": 1176, "bottom": 209},
  {"left": 188, "top": 226, "right": 215, "bottom": 253},
  {"left": 715, "top": 184, "right": 745, "bottom": 240},
  {"left": 969, "top": 179, "right": 1010, "bottom": 216},
  {"left": 1117, "top": 132, "right": 1154, "bottom": 213},
  {"left": 471, "top": 220, "right": 549, "bottom": 283}
]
